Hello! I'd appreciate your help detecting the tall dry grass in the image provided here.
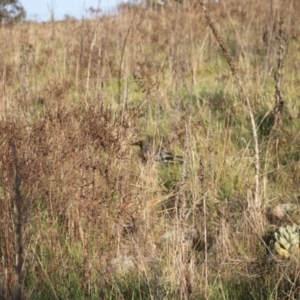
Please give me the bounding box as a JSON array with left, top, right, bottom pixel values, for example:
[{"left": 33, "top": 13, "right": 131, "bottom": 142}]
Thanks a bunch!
[{"left": 1, "top": 0, "right": 300, "bottom": 299}]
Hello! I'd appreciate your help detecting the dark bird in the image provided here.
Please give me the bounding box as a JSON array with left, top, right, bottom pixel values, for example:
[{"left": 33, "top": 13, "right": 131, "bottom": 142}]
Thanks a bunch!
[{"left": 132, "top": 140, "right": 183, "bottom": 163}]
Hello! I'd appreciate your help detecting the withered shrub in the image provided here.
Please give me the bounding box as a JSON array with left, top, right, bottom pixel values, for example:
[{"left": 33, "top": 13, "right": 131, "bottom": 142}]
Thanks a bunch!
[{"left": 0, "top": 103, "right": 147, "bottom": 296}]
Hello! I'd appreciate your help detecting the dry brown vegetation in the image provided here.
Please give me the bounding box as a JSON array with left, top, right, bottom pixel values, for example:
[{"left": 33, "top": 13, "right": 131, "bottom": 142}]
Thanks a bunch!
[{"left": 1, "top": 0, "right": 300, "bottom": 299}]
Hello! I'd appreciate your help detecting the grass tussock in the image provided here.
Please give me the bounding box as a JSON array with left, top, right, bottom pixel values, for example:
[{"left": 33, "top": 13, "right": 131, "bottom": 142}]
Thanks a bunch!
[{"left": 1, "top": 0, "right": 300, "bottom": 299}]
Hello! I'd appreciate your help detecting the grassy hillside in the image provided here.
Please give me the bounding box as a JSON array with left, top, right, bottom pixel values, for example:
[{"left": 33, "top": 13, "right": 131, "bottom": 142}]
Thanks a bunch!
[{"left": 1, "top": 0, "right": 300, "bottom": 299}]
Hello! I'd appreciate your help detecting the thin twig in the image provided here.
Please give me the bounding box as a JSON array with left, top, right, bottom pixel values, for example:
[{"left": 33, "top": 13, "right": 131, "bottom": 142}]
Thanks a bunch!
[{"left": 10, "top": 140, "right": 23, "bottom": 300}]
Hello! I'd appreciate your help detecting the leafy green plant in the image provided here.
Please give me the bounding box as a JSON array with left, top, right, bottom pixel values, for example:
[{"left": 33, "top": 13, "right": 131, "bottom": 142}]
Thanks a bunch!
[{"left": 274, "top": 224, "right": 300, "bottom": 258}]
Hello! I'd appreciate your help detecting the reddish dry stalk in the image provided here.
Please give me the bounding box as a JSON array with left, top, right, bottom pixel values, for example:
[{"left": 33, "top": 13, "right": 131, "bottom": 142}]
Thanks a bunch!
[{"left": 198, "top": 0, "right": 263, "bottom": 229}]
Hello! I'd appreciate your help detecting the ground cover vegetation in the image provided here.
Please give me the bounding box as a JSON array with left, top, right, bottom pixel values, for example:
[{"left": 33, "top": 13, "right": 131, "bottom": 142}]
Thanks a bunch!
[{"left": 1, "top": 0, "right": 300, "bottom": 299}]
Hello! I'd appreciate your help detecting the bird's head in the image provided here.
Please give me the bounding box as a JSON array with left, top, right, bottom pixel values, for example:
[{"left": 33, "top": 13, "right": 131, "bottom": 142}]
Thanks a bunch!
[{"left": 132, "top": 140, "right": 144, "bottom": 148}]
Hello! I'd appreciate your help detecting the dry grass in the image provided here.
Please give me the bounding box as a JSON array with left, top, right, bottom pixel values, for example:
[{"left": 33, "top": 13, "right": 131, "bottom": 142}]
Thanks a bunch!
[{"left": 1, "top": 0, "right": 300, "bottom": 299}]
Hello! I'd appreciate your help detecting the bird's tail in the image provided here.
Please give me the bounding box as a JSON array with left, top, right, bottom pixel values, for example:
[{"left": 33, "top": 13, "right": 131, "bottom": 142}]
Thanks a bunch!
[
  {"left": 161, "top": 151, "right": 184, "bottom": 163},
  {"left": 174, "top": 155, "right": 184, "bottom": 163}
]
